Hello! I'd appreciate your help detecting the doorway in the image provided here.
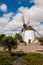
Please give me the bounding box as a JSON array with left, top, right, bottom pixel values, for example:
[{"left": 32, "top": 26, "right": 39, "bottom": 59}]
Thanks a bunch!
[{"left": 28, "top": 39, "right": 31, "bottom": 43}]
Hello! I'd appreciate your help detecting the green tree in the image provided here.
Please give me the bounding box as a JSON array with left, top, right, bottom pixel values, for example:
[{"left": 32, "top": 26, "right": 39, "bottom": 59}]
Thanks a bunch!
[
  {"left": 2, "top": 36, "right": 18, "bottom": 55},
  {"left": 0, "top": 34, "right": 6, "bottom": 45},
  {"left": 15, "top": 33, "right": 23, "bottom": 42}
]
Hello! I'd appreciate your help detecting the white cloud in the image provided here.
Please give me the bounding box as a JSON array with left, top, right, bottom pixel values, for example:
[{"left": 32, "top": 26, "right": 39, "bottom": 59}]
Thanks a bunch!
[
  {"left": 30, "top": 0, "right": 43, "bottom": 36},
  {"left": 0, "top": 4, "right": 7, "bottom": 12},
  {"left": 18, "top": 6, "right": 43, "bottom": 22},
  {"left": 2, "top": 13, "right": 22, "bottom": 31},
  {"left": 13, "top": 13, "right": 23, "bottom": 22},
  {"left": 31, "top": 0, "right": 43, "bottom": 6},
  {"left": 0, "top": 12, "right": 14, "bottom": 27},
  {"left": 0, "top": 12, "right": 14, "bottom": 34}
]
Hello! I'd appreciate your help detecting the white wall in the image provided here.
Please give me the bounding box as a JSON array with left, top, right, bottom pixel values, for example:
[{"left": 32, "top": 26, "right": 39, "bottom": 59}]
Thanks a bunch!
[{"left": 24, "top": 30, "right": 35, "bottom": 43}]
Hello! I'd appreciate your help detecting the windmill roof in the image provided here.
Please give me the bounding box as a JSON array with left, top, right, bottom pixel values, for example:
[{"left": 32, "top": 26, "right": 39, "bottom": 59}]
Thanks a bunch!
[{"left": 25, "top": 26, "right": 35, "bottom": 31}]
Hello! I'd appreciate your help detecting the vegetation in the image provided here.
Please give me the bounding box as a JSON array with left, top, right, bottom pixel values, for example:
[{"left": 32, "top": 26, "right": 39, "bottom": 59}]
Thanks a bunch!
[
  {"left": 0, "top": 53, "right": 18, "bottom": 65},
  {"left": 15, "top": 33, "right": 23, "bottom": 42},
  {"left": 2, "top": 36, "right": 18, "bottom": 55},
  {"left": 37, "top": 37, "right": 43, "bottom": 42},
  {"left": 0, "top": 34, "right": 6, "bottom": 45},
  {"left": 0, "top": 54, "right": 12, "bottom": 65},
  {"left": 0, "top": 34, "right": 5, "bottom": 41},
  {"left": 37, "top": 37, "right": 43, "bottom": 45},
  {"left": 0, "top": 53, "right": 43, "bottom": 65},
  {"left": 22, "top": 53, "right": 43, "bottom": 65}
]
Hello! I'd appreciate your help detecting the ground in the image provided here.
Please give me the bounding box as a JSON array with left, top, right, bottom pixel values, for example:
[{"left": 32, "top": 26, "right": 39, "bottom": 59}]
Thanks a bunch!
[
  {"left": 12, "top": 43, "right": 43, "bottom": 54},
  {"left": 0, "top": 43, "right": 43, "bottom": 54}
]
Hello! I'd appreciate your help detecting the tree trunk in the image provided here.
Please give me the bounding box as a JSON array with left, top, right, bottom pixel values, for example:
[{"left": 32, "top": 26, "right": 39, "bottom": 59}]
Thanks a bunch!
[{"left": 8, "top": 48, "right": 12, "bottom": 55}]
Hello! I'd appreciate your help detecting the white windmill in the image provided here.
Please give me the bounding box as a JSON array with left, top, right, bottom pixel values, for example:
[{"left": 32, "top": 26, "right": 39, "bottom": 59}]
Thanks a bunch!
[{"left": 19, "top": 14, "right": 42, "bottom": 44}]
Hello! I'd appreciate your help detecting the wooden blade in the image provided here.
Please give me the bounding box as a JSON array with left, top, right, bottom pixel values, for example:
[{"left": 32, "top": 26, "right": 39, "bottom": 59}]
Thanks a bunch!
[
  {"left": 22, "top": 15, "right": 27, "bottom": 28},
  {"left": 35, "top": 30, "right": 42, "bottom": 37},
  {"left": 31, "top": 26, "right": 42, "bottom": 37},
  {"left": 22, "top": 15, "right": 25, "bottom": 24},
  {"left": 20, "top": 28, "right": 24, "bottom": 34},
  {"left": 26, "top": 21, "right": 30, "bottom": 26}
]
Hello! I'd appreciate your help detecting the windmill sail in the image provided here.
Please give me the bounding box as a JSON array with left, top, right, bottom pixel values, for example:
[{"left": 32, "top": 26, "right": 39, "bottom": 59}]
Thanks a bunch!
[{"left": 35, "top": 30, "right": 42, "bottom": 37}]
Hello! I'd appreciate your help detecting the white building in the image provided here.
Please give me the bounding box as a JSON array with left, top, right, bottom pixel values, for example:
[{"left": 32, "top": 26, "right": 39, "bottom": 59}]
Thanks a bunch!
[{"left": 23, "top": 26, "right": 35, "bottom": 43}]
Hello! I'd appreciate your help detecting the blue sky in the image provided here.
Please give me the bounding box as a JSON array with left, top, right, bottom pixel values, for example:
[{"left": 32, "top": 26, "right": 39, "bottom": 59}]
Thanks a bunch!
[
  {"left": 0, "top": 0, "right": 43, "bottom": 36},
  {"left": 0, "top": 0, "right": 35, "bottom": 16}
]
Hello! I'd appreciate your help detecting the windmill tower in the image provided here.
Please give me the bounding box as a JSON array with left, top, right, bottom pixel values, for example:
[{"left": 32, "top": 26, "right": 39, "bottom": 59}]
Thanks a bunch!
[
  {"left": 20, "top": 15, "right": 42, "bottom": 44},
  {"left": 24, "top": 26, "right": 35, "bottom": 43}
]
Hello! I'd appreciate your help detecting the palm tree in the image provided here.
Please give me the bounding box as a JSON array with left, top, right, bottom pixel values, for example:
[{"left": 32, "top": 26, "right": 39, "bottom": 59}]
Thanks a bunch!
[{"left": 2, "top": 36, "right": 18, "bottom": 55}]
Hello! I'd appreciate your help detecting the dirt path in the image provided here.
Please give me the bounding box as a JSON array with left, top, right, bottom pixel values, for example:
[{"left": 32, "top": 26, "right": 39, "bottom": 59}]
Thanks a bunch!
[
  {"left": 13, "top": 57, "right": 26, "bottom": 65},
  {"left": 12, "top": 44, "right": 43, "bottom": 54},
  {"left": 0, "top": 44, "right": 43, "bottom": 54}
]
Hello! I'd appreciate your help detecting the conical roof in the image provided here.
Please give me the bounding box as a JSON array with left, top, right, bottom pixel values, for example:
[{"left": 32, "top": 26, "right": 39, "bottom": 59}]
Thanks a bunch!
[{"left": 25, "top": 26, "right": 35, "bottom": 31}]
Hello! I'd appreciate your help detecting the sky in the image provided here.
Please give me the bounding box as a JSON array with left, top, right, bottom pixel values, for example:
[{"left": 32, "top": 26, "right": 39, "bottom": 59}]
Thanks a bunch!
[{"left": 0, "top": 0, "right": 43, "bottom": 36}]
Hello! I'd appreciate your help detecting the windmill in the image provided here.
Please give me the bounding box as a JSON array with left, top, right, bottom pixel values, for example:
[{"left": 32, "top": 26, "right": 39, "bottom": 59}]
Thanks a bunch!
[{"left": 19, "top": 14, "right": 42, "bottom": 43}]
